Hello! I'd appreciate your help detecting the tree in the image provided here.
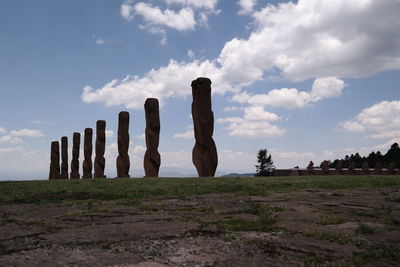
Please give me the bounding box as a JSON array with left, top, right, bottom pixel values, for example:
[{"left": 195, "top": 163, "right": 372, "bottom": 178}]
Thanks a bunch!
[
  {"left": 368, "top": 152, "right": 377, "bottom": 168},
  {"left": 317, "top": 143, "right": 400, "bottom": 169},
  {"left": 384, "top": 143, "right": 400, "bottom": 168},
  {"left": 255, "top": 149, "right": 275, "bottom": 176}
]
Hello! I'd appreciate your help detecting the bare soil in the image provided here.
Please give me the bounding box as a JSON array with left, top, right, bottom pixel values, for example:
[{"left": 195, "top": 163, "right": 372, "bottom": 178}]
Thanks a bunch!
[{"left": 1, "top": 188, "right": 400, "bottom": 266}]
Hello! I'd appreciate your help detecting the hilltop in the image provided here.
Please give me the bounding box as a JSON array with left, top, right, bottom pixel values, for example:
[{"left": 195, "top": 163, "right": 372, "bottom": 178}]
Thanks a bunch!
[{"left": 0, "top": 176, "right": 399, "bottom": 266}]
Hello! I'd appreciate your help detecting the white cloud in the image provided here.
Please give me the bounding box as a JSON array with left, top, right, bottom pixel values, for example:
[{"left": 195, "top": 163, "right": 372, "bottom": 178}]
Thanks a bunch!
[
  {"left": 339, "top": 100, "right": 400, "bottom": 138},
  {"left": 232, "top": 88, "right": 310, "bottom": 109},
  {"left": 223, "top": 106, "right": 239, "bottom": 112},
  {"left": 104, "top": 143, "right": 118, "bottom": 175},
  {"left": 222, "top": 119, "right": 284, "bottom": 138},
  {"left": 136, "top": 133, "right": 145, "bottom": 139},
  {"left": 310, "top": 77, "right": 346, "bottom": 101},
  {"left": 133, "top": 145, "right": 146, "bottom": 154},
  {"left": 268, "top": 149, "right": 318, "bottom": 168},
  {"left": 218, "top": 106, "right": 285, "bottom": 138},
  {"left": 142, "top": 26, "right": 167, "bottom": 45},
  {"left": 0, "top": 127, "right": 6, "bottom": 134},
  {"left": 159, "top": 148, "right": 254, "bottom": 172},
  {"left": 121, "top": 1, "right": 135, "bottom": 20},
  {"left": 160, "top": 150, "right": 192, "bottom": 168},
  {"left": 197, "top": 12, "right": 209, "bottom": 26},
  {"left": 105, "top": 130, "right": 113, "bottom": 138},
  {"left": 338, "top": 121, "right": 365, "bottom": 133},
  {"left": 0, "top": 135, "right": 23, "bottom": 144},
  {"left": 238, "top": 0, "right": 257, "bottom": 15},
  {"left": 0, "top": 146, "right": 48, "bottom": 177},
  {"left": 273, "top": 150, "right": 316, "bottom": 160},
  {"left": 367, "top": 131, "right": 400, "bottom": 140},
  {"left": 121, "top": 0, "right": 219, "bottom": 43},
  {"left": 82, "top": 63, "right": 343, "bottom": 114},
  {"left": 217, "top": 148, "right": 320, "bottom": 169},
  {"left": 10, "top": 129, "right": 44, "bottom": 137},
  {"left": 30, "top": 120, "right": 47, "bottom": 125},
  {"left": 103, "top": 142, "right": 146, "bottom": 177},
  {"left": 0, "top": 146, "right": 24, "bottom": 154},
  {"left": 219, "top": 149, "right": 255, "bottom": 172},
  {"left": 96, "top": 39, "right": 105, "bottom": 45},
  {"left": 82, "top": 59, "right": 234, "bottom": 109},
  {"left": 134, "top": 3, "right": 196, "bottom": 31},
  {"left": 165, "top": 0, "right": 220, "bottom": 27},
  {"left": 219, "top": 0, "right": 400, "bottom": 82},
  {"left": 187, "top": 49, "right": 195, "bottom": 58},
  {"left": 165, "top": 0, "right": 219, "bottom": 10},
  {"left": 243, "top": 106, "right": 280, "bottom": 121},
  {"left": 232, "top": 77, "right": 345, "bottom": 108},
  {"left": 87, "top": 1, "right": 400, "bottom": 116},
  {"left": 220, "top": 149, "right": 251, "bottom": 159},
  {"left": 370, "top": 138, "right": 400, "bottom": 153},
  {"left": 323, "top": 150, "right": 336, "bottom": 159},
  {"left": 173, "top": 129, "right": 194, "bottom": 139}
]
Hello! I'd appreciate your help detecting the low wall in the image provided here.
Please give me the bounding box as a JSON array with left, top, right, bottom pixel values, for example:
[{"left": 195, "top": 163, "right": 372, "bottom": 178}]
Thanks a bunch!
[{"left": 274, "top": 168, "right": 399, "bottom": 176}]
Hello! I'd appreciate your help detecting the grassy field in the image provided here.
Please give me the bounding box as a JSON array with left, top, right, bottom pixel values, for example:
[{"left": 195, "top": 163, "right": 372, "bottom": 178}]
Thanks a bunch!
[
  {"left": 1, "top": 175, "right": 399, "bottom": 204},
  {"left": 1, "top": 175, "right": 399, "bottom": 265}
]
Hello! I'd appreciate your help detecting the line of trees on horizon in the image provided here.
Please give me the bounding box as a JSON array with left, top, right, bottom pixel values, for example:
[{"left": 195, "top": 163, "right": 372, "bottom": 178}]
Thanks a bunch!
[{"left": 321, "top": 143, "right": 400, "bottom": 169}]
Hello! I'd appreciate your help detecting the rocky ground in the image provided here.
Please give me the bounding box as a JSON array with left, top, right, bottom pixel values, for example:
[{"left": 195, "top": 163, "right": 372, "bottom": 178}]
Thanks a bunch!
[{"left": 1, "top": 188, "right": 400, "bottom": 266}]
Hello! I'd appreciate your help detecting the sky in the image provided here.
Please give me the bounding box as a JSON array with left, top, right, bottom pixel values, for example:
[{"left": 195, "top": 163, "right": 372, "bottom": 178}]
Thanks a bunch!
[{"left": 1, "top": 0, "right": 400, "bottom": 180}]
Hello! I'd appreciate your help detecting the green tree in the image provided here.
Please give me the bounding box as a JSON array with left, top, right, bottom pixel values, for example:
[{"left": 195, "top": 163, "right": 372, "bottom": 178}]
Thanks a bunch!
[
  {"left": 255, "top": 149, "right": 275, "bottom": 176},
  {"left": 384, "top": 143, "right": 400, "bottom": 168}
]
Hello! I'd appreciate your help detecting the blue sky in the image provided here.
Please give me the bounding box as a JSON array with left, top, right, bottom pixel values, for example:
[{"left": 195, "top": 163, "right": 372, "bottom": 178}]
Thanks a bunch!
[{"left": 1, "top": 0, "right": 400, "bottom": 179}]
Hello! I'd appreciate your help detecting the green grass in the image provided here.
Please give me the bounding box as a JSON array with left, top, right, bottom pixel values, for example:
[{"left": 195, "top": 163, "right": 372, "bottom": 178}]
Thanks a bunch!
[
  {"left": 115, "top": 198, "right": 140, "bottom": 206},
  {"left": 245, "top": 237, "right": 264, "bottom": 246},
  {"left": 302, "top": 231, "right": 363, "bottom": 246},
  {"left": 330, "top": 191, "right": 345, "bottom": 197},
  {"left": 139, "top": 203, "right": 159, "bottom": 212},
  {"left": 244, "top": 201, "right": 284, "bottom": 214},
  {"left": 0, "top": 175, "right": 399, "bottom": 204},
  {"left": 200, "top": 205, "right": 216, "bottom": 214},
  {"left": 355, "top": 223, "right": 378, "bottom": 235},
  {"left": 318, "top": 216, "right": 347, "bottom": 225},
  {"left": 222, "top": 233, "right": 237, "bottom": 242},
  {"left": 353, "top": 245, "right": 400, "bottom": 263},
  {"left": 386, "top": 197, "right": 400, "bottom": 202},
  {"left": 215, "top": 202, "right": 279, "bottom": 232},
  {"left": 354, "top": 205, "right": 393, "bottom": 219},
  {"left": 216, "top": 216, "right": 277, "bottom": 232}
]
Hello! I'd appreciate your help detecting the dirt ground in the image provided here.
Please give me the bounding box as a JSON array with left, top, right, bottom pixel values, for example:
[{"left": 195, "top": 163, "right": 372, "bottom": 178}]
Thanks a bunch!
[{"left": 1, "top": 188, "right": 399, "bottom": 266}]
